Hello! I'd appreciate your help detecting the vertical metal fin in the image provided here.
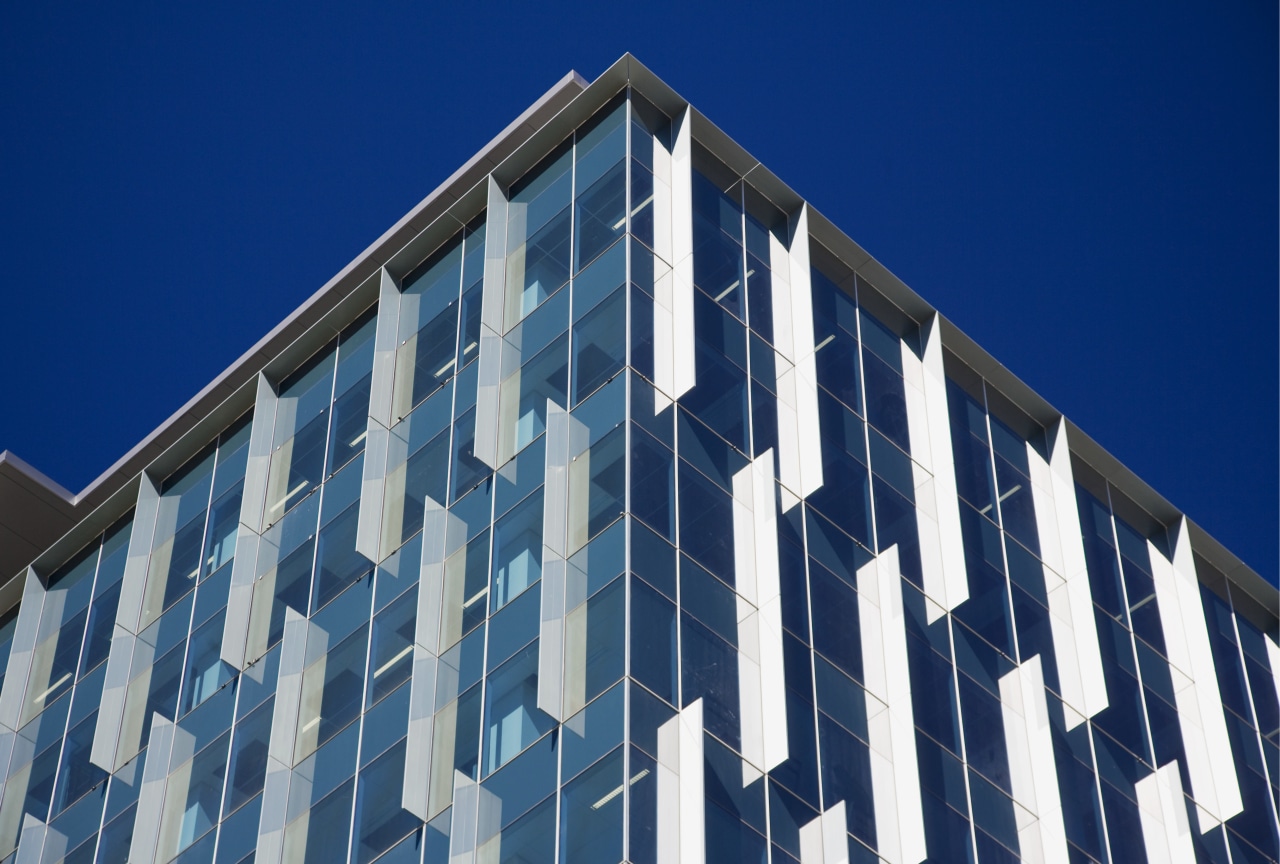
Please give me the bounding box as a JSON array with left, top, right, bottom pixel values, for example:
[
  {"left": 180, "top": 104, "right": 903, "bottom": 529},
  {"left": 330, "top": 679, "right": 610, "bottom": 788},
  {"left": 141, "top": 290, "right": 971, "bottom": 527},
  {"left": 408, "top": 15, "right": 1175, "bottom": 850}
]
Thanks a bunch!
[
  {"left": 1137, "top": 761, "right": 1197, "bottom": 864},
  {"left": 902, "top": 314, "right": 968, "bottom": 620},
  {"left": 858, "top": 546, "right": 926, "bottom": 864},
  {"left": 799, "top": 801, "right": 849, "bottom": 864},
  {"left": 474, "top": 176, "right": 509, "bottom": 469},
  {"left": 734, "top": 450, "right": 787, "bottom": 780},
  {"left": 999, "top": 655, "right": 1070, "bottom": 864},
  {"left": 657, "top": 698, "right": 705, "bottom": 864},
  {"left": 1149, "top": 521, "right": 1243, "bottom": 830},
  {"left": 1027, "top": 420, "right": 1108, "bottom": 727}
]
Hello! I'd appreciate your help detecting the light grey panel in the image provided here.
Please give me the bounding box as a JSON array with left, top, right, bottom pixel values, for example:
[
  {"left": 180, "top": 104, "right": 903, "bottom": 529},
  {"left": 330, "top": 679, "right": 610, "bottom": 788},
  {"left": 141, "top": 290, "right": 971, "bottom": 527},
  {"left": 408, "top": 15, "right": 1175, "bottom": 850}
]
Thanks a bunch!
[
  {"left": 656, "top": 698, "right": 705, "bottom": 864},
  {"left": 220, "top": 528, "right": 261, "bottom": 671},
  {"left": 128, "top": 713, "right": 176, "bottom": 864},
  {"left": 240, "top": 373, "right": 279, "bottom": 536},
  {"left": 255, "top": 756, "right": 291, "bottom": 864},
  {"left": 448, "top": 770, "right": 480, "bottom": 864},
  {"left": 89, "top": 624, "right": 141, "bottom": 771},
  {"left": 799, "top": 802, "right": 849, "bottom": 864},
  {"left": 0, "top": 570, "right": 44, "bottom": 733},
  {"left": 538, "top": 401, "right": 570, "bottom": 720},
  {"left": 481, "top": 177, "right": 508, "bottom": 336},
  {"left": 474, "top": 176, "right": 509, "bottom": 470},
  {"left": 402, "top": 496, "right": 462, "bottom": 819},
  {"left": 117, "top": 472, "right": 161, "bottom": 635},
  {"left": 256, "top": 607, "right": 314, "bottom": 864},
  {"left": 14, "top": 812, "right": 63, "bottom": 864},
  {"left": 267, "top": 608, "right": 312, "bottom": 766},
  {"left": 369, "top": 268, "right": 402, "bottom": 429},
  {"left": 354, "top": 418, "right": 390, "bottom": 564}
]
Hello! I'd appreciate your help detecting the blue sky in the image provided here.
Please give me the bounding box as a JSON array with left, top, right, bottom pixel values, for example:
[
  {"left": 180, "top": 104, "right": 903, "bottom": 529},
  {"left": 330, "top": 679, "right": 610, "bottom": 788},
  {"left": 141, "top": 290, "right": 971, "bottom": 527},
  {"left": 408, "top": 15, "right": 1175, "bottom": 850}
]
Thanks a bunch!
[{"left": 1, "top": 2, "right": 1275, "bottom": 581}]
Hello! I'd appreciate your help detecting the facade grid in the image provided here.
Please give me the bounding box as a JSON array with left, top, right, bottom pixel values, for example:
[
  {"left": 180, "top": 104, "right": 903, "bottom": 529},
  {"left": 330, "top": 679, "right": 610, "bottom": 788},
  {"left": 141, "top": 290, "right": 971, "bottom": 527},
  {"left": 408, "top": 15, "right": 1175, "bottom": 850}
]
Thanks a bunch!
[{"left": 0, "top": 57, "right": 1275, "bottom": 864}]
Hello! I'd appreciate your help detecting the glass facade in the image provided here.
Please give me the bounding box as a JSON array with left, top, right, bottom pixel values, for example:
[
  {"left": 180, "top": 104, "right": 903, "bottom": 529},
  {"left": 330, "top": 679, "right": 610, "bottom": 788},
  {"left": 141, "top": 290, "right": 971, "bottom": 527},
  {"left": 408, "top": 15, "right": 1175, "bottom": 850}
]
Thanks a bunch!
[{"left": 0, "top": 68, "right": 1275, "bottom": 864}]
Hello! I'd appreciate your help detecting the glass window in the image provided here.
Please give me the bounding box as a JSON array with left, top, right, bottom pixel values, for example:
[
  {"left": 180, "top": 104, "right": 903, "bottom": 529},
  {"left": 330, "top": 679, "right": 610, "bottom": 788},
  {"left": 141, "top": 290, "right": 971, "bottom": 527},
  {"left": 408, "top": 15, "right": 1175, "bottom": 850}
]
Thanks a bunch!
[
  {"left": 180, "top": 610, "right": 233, "bottom": 715},
  {"left": 265, "top": 344, "right": 337, "bottom": 524},
  {"left": 575, "top": 161, "right": 626, "bottom": 273},
  {"left": 483, "top": 642, "right": 555, "bottom": 776},
  {"left": 225, "top": 697, "right": 272, "bottom": 816},
  {"left": 297, "top": 624, "right": 369, "bottom": 762},
  {"left": 571, "top": 286, "right": 625, "bottom": 406},
  {"left": 367, "top": 587, "right": 415, "bottom": 706},
  {"left": 312, "top": 503, "right": 372, "bottom": 613},
  {"left": 558, "top": 746, "right": 624, "bottom": 864},
  {"left": 351, "top": 740, "right": 419, "bottom": 864},
  {"left": 501, "top": 332, "right": 569, "bottom": 457},
  {"left": 491, "top": 492, "right": 543, "bottom": 612}
]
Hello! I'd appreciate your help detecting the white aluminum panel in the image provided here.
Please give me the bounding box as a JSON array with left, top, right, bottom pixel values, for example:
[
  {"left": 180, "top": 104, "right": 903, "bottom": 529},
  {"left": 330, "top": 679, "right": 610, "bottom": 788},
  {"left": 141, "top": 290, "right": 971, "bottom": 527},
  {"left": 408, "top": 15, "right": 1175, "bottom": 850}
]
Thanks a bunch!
[
  {"left": 256, "top": 608, "right": 315, "bottom": 864},
  {"left": 670, "top": 108, "right": 696, "bottom": 401},
  {"left": 999, "top": 655, "right": 1069, "bottom": 864},
  {"left": 734, "top": 451, "right": 788, "bottom": 779},
  {"left": 1150, "top": 524, "right": 1243, "bottom": 830},
  {"left": 239, "top": 372, "right": 278, "bottom": 536},
  {"left": 788, "top": 207, "right": 823, "bottom": 501},
  {"left": 1137, "top": 761, "right": 1196, "bottom": 864},
  {"left": 220, "top": 528, "right": 261, "bottom": 671},
  {"left": 354, "top": 418, "right": 389, "bottom": 564},
  {"left": 1038, "top": 421, "right": 1108, "bottom": 726},
  {"left": 657, "top": 699, "right": 705, "bottom": 864},
  {"left": 14, "top": 812, "right": 64, "bottom": 864},
  {"left": 368, "top": 268, "right": 401, "bottom": 429},
  {"left": 402, "top": 645, "right": 440, "bottom": 821},
  {"left": 89, "top": 624, "right": 141, "bottom": 771},
  {"left": 1268, "top": 635, "right": 1280, "bottom": 727},
  {"left": 914, "top": 315, "right": 968, "bottom": 621},
  {"left": 403, "top": 496, "right": 460, "bottom": 819},
  {"left": 0, "top": 570, "right": 44, "bottom": 734},
  {"left": 474, "top": 177, "right": 509, "bottom": 470},
  {"left": 129, "top": 713, "right": 176, "bottom": 864},
  {"left": 449, "top": 770, "right": 479, "bottom": 864},
  {"left": 799, "top": 801, "right": 850, "bottom": 864},
  {"left": 858, "top": 546, "right": 926, "bottom": 864},
  {"left": 899, "top": 341, "right": 948, "bottom": 599},
  {"left": 117, "top": 472, "right": 161, "bottom": 635},
  {"left": 650, "top": 122, "right": 675, "bottom": 413}
]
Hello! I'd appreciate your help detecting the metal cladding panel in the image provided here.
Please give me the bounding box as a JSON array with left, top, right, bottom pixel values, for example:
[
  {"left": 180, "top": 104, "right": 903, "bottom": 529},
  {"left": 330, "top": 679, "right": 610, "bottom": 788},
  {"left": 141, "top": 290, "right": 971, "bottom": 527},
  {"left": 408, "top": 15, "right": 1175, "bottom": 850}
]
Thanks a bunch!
[
  {"left": 999, "top": 655, "right": 1069, "bottom": 864},
  {"left": 799, "top": 801, "right": 850, "bottom": 864},
  {"left": 858, "top": 546, "right": 926, "bottom": 864},
  {"left": 538, "top": 400, "right": 570, "bottom": 721},
  {"left": 772, "top": 207, "right": 823, "bottom": 506},
  {"left": 128, "top": 713, "right": 176, "bottom": 864},
  {"left": 474, "top": 177, "right": 509, "bottom": 470},
  {"left": 402, "top": 495, "right": 460, "bottom": 820},
  {"left": 89, "top": 623, "right": 142, "bottom": 772},
  {"left": 1150, "top": 523, "right": 1243, "bottom": 831},
  {"left": 734, "top": 450, "right": 788, "bottom": 779},
  {"left": 668, "top": 108, "right": 696, "bottom": 403},
  {"left": 914, "top": 316, "right": 968, "bottom": 621},
  {"left": 0, "top": 570, "right": 44, "bottom": 734},
  {"left": 657, "top": 698, "right": 705, "bottom": 864},
  {"left": 354, "top": 417, "right": 389, "bottom": 565},
  {"left": 369, "top": 268, "right": 402, "bottom": 429},
  {"left": 117, "top": 472, "right": 161, "bottom": 636},
  {"left": 220, "top": 527, "right": 261, "bottom": 671},
  {"left": 1035, "top": 421, "right": 1108, "bottom": 727},
  {"left": 256, "top": 607, "right": 318, "bottom": 863},
  {"left": 240, "top": 373, "right": 279, "bottom": 537},
  {"left": 1136, "top": 761, "right": 1197, "bottom": 864},
  {"left": 15, "top": 812, "right": 64, "bottom": 864}
]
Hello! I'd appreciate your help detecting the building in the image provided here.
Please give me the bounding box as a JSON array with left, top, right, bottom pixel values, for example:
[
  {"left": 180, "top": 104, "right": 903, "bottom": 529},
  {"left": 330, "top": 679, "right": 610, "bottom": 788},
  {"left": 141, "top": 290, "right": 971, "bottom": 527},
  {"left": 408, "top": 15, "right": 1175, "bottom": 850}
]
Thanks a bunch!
[{"left": 0, "top": 54, "right": 1275, "bottom": 864}]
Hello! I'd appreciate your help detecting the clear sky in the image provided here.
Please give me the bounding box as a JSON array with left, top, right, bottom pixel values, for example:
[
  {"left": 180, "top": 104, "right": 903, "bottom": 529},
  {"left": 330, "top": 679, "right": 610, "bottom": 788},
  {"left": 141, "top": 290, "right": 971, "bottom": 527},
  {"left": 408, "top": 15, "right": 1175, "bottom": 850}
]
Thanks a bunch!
[{"left": 1, "top": 3, "right": 1275, "bottom": 582}]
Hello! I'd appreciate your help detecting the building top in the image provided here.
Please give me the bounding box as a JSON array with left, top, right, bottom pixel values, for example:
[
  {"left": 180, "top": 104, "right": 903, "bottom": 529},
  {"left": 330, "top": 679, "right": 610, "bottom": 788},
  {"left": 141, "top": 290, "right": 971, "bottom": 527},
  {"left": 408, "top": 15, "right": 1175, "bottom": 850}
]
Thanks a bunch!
[{"left": 1, "top": 54, "right": 1273, "bottom": 632}]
